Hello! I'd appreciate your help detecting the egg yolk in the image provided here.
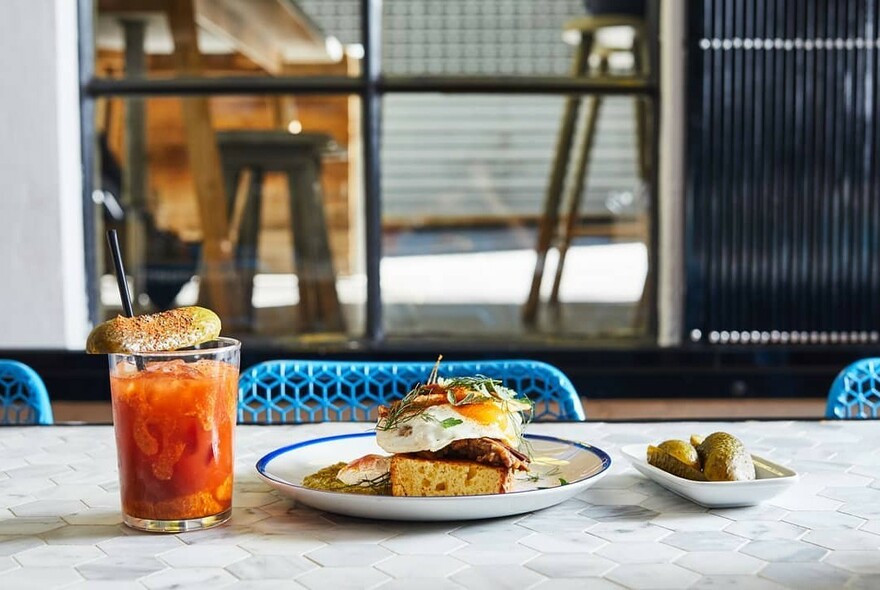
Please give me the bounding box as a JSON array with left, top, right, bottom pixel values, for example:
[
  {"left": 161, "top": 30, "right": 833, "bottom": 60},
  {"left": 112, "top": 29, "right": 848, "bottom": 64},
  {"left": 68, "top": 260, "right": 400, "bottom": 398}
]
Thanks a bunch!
[{"left": 453, "top": 402, "right": 507, "bottom": 428}]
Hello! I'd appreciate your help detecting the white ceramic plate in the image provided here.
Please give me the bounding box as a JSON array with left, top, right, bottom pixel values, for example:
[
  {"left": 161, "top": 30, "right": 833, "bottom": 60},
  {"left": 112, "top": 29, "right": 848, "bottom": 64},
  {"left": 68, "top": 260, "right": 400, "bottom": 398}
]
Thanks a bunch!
[
  {"left": 256, "top": 432, "right": 611, "bottom": 521},
  {"left": 621, "top": 444, "right": 799, "bottom": 508}
]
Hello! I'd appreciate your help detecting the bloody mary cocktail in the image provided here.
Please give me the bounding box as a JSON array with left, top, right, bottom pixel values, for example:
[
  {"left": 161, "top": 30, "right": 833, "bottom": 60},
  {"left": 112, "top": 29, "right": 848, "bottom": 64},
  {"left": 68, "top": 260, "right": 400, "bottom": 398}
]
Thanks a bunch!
[{"left": 108, "top": 338, "right": 240, "bottom": 532}]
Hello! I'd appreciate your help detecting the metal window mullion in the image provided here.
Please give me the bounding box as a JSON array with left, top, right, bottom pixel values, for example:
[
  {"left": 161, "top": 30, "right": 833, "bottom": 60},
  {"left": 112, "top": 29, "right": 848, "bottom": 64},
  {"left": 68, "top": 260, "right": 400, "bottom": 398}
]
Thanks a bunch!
[
  {"left": 85, "top": 76, "right": 366, "bottom": 97},
  {"left": 362, "top": 0, "right": 383, "bottom": 344},
  {"left": 85, "top": 76, "right": 655, "bottom": 98},
  {"left": 78, "top": 0, "right": 99, "bottom": 326},
  {"left": 378, "top": 76, "right": 654, "bottom": 95}
]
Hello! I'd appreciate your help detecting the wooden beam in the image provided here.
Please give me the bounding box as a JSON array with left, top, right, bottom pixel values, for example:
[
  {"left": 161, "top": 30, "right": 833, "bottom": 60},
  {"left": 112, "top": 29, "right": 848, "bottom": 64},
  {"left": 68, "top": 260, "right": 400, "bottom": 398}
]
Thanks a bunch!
[
  {"left": 100, "top": 0, "right": 331, "bottom": 72},
  {"left": 193, "top": 0, "right": 284, "bottom": 74},
  {"left": 166, "top": 0, "right": 243, "bottom": 323},
  {"left": 194, "top": 0, "right": 329, "bottom": 69}
]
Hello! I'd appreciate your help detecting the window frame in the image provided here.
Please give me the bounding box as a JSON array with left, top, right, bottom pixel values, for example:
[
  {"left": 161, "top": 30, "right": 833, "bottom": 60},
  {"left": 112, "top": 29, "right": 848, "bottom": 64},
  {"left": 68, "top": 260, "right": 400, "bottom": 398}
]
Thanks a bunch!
[{"left": 77, "top": 0, "right": 659, "bottom": 346}]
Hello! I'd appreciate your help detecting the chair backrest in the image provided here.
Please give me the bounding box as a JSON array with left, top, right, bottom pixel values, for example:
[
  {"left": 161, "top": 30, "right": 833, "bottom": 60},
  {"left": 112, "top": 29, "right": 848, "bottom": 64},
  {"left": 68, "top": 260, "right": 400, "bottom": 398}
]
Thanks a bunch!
[
  {"left": 238, "top": 359, "right": 585, "bottom": 424},
  {"left": 0, "top": 360, "right": 54, "bottom": 425},
  {"left": 826, "top": 358, "right": 880, "bottom": 419}
]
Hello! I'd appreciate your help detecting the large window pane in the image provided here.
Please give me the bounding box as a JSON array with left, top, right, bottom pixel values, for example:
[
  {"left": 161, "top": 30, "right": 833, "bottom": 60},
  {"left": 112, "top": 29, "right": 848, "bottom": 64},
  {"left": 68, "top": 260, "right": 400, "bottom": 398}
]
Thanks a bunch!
[
  {"left": 381, "top": 0, "right": 650, "bottom": 77},
  {"left": 92, "top": 94, "right": 364, "bottom": 343},
  {"left": 381, "top": 94, "right": 652, "bottom": 342},
  {"left": 94, "top": 1, "right": 361, "bottom": 79}
]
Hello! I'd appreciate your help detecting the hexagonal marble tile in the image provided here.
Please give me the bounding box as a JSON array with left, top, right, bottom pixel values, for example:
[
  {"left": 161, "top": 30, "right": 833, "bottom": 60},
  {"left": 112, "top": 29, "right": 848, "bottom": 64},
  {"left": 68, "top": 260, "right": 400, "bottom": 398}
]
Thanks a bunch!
[
  {"left": 375, "top": 555, "right": 466, "bottom": 579},
  {"left": 802, "top": 529, "right": 880, "bottom": 551},
  {"left": 595, "top": 542, "right": 684, "bottom": 565},
  {"left": 13, "top": 544, "right": 104, "bottom": 568},
  {"left": 652, "top": 512, "right": 733, "bottom": 532},
  {"left": 141, "top": 567, "right": 237, "bottom": 589},
  {"left": 380, "top": 580, "right": 466, "bottom": 590},
  {"left": 675, "top": 551, "right": 766, "bottom": 575},
  {"left": 225, "top": 554, "right": 317, "bottom": 581},
  {"left": 589, "top": 523, "right": 671, "bottom": 544},
  {"left": 306, "top": 543, "right": 395, "bottom": 568},
  {"left": 380, "top": 531, "right": 466, "bottom": 556},
  {"left": 723, "top": 520, "right": 808, "bottom": 541},
  {"left": 781, "top": 510, "right": 865, "bottom": 530},
  {"left": 739, "top": 540, "right": 828, "bottom": 562},
  {"left": 605, "top": 563, "right": 701, "bottom": 590},
  {"left": 297, "top": 566, "right": 390, "bottom": 590},
  {"left": 661, "top": 531, "right": 747, "bottom": 552},
  {"left": 449, "top": 541, "right": 539, "bottom": 566},
  {"left": 688, "top": 574, "right": 789, "bottom": 589},
  {"left": 759, "top": 562, "right": 852, "bottom": 589},
  {"left": 75, "top": 555, "right": 167, "bottom": 581},
  {"left": 823, "top": 550, "right": 880, "bottom": 574},
  {"left": 525, "top": 553, "right": 617, "bottom": 578},
  {"left": 519, "top": 531, "right": 607, "bottom": 553},
  {"left": 158, "top": 544, "right": 250, "bottom": 568},
  {"left": 1, "top": 566, "right": 85, "bottom": 589},
  {"left": 451, "top": 564, "right": 546, "bottom": 589}
]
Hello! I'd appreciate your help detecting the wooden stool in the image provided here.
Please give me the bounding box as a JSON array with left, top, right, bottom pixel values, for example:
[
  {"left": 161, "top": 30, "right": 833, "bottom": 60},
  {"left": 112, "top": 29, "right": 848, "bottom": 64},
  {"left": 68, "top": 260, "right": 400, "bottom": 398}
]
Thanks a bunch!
[
  {"left": 523, "top": 15, "right": 653, "bottom": 328},
  {"left": 217, "top": 131, "right": 345, "bottom": 333}
]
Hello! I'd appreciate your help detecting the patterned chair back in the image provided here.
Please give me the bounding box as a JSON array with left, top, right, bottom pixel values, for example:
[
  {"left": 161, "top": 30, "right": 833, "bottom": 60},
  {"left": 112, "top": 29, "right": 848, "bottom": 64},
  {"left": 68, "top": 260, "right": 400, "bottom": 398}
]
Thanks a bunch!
[
  {"left": 0, "top": 360, "right": 53, "bottom": 425},
  {"left": 238, "top": 359, "right": 585, "bottom": 424},
  {"left": 826, "top": 358, "right": 880, "bottom": 419}
]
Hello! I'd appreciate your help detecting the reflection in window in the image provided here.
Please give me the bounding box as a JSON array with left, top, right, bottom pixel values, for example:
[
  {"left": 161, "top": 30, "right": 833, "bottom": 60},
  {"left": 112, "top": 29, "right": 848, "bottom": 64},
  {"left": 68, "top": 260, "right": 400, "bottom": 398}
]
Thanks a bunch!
[{"left": 96, "top": 94, "right": 364, "bottom": 341}]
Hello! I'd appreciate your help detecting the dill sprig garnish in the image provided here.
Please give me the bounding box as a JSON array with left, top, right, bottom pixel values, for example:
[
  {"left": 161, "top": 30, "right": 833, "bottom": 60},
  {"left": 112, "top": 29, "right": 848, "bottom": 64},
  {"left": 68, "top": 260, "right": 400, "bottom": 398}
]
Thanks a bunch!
[
  {"left": 375, "top": 382, "right": 432, "bottom": 431},
  {"left": 340, "top": 471, "right": 391, "bottom": 494},
  {"left": 519, "top": 464, "right": 563, "bottom": 483}
]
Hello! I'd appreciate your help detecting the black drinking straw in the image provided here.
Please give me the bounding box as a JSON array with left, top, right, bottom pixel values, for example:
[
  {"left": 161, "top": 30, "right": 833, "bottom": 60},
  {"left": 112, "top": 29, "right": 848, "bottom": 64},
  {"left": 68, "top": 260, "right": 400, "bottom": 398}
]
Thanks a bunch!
[{"left": 106, "top": 230, "right": 144, "bottom": 369}]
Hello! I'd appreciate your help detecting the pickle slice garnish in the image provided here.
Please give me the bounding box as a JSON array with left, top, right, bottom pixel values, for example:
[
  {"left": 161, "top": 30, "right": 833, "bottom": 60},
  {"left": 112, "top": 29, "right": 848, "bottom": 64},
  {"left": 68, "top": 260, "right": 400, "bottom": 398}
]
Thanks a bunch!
[{"left": 86, "top": 306, "right": 222, "bottom": 354}]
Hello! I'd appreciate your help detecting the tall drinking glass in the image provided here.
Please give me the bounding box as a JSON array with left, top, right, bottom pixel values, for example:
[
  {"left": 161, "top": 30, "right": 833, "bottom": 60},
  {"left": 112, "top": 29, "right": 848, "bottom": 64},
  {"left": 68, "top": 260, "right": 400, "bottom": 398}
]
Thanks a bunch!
[{"left": 107, "top": 337, "right": 241, "bottom": 532}]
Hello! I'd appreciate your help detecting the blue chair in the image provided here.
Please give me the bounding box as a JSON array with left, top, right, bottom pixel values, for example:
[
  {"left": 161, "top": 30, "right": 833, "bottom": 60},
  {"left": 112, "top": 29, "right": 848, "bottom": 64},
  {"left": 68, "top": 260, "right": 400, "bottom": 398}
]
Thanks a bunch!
[
  {"left": 826, "top": 358, "right": 880, "bottom": 419},
  {"left": 0, "top": 360, "right": 54, "bottom": 425},
  {"left": 238, "top": 359, "right": 585, "bottom": 424}
]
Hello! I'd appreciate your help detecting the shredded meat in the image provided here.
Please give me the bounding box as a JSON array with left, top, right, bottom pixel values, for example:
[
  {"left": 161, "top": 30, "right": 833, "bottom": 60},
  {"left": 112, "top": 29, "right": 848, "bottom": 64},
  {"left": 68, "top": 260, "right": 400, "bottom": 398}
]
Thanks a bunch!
[{"left": 418, "top": 438, "right": 530, "bottom": 471}]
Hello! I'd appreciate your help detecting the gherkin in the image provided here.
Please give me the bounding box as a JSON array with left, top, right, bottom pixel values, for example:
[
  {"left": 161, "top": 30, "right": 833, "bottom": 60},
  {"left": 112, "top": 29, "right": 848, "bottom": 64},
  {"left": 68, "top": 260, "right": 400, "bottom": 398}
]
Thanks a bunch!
[
  {"left": 693, "top": 432, "right": 756, "bottom": 481},
  {"left": 657, "top": 439, "right": 701, "bottom": 471},
  {"left": 647, "top": 445, "right": 707, "bottom": 481},
  {"left": 86, "top": 306, "right": 222, "bottom": 354}
]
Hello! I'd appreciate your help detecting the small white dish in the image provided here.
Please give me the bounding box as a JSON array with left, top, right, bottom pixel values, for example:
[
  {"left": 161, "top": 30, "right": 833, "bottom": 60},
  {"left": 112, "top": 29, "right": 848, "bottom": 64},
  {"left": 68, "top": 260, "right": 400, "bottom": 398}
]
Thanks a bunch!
[
  {"left": 620, "top": 444, "right": 799, "bottom": 508},
  {"left": 256, "top": 432, "right": 611, "bottom": 521}
]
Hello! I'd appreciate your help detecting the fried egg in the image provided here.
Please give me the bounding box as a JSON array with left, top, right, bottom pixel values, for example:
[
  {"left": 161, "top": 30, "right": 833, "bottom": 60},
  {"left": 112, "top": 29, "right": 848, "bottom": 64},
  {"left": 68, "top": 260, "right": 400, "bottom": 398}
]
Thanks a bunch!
[{"left": 376, "top": 401, "right": 523, "bottom": 454}]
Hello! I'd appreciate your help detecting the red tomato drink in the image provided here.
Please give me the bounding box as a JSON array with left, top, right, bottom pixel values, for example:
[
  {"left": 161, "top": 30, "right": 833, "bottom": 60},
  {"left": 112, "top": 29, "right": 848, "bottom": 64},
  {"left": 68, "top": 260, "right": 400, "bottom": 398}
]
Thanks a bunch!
[{"left": 108, "top": 339, "right": 240, "bottom": 532}]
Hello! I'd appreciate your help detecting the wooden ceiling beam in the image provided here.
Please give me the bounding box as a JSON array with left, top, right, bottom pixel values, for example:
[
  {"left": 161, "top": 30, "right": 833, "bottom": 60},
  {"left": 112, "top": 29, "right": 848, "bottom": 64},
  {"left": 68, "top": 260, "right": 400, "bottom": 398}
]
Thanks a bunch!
[
  {"left": 193, "top": 0, "right": 284, "bottom": 74},
  {"left": 100, "top": 0, "right": 329, "bottom": 74}
]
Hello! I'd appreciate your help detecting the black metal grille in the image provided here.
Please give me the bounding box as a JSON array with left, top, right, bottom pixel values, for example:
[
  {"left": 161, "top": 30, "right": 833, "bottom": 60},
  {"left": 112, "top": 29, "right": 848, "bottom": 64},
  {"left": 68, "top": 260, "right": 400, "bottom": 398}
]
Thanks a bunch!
[{"left": 687, "top": 0, "right": 880, "bottom": 345}]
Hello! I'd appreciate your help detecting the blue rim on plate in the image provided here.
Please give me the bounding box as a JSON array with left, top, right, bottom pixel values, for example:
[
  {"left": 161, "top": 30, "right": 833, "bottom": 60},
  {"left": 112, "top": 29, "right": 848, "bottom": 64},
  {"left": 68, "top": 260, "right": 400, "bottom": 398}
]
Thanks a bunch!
[
  {"left": 256, "top": 431, "right": 612, "bottom": 498},
  {"left": 254, "top": 432, "right": 612, "bottom": 519}
]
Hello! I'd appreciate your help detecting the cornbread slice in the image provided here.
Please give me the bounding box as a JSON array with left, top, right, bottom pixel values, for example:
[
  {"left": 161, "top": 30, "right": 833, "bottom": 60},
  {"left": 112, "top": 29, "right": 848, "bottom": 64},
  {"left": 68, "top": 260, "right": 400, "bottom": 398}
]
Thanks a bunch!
[{"left": 390, "top": 454, "right": 513, "bottom": 496}]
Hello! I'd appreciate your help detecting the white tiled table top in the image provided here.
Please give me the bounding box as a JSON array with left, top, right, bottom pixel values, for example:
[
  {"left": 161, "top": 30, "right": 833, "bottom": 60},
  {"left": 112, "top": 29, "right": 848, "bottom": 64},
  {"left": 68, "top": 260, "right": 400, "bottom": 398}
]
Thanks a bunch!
[{"left": 1, "top": 420, "right": 879, "bottom": 589}]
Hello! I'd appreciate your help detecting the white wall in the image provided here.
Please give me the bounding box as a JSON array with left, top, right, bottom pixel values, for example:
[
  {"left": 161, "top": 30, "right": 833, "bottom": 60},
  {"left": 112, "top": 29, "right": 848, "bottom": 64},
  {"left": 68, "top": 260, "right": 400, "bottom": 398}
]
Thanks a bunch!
[{"left": 0, "top": 0, "right": 89, "bottom": 349}]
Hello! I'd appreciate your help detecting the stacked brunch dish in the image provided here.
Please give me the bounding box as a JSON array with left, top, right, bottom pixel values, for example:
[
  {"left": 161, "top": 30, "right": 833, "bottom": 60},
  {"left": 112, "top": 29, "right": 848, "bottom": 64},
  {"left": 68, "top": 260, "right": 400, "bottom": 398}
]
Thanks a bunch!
[{"left": 303, "top": 359, "right": 534, "bottom": 497}]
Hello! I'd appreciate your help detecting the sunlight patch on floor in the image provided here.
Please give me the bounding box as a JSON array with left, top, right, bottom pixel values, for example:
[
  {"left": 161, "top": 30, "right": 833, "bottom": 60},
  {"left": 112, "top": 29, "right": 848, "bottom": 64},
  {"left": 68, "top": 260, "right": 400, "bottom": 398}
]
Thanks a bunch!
[{"left": 101, "top": 242, "right": 648, "bottom": 310}]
